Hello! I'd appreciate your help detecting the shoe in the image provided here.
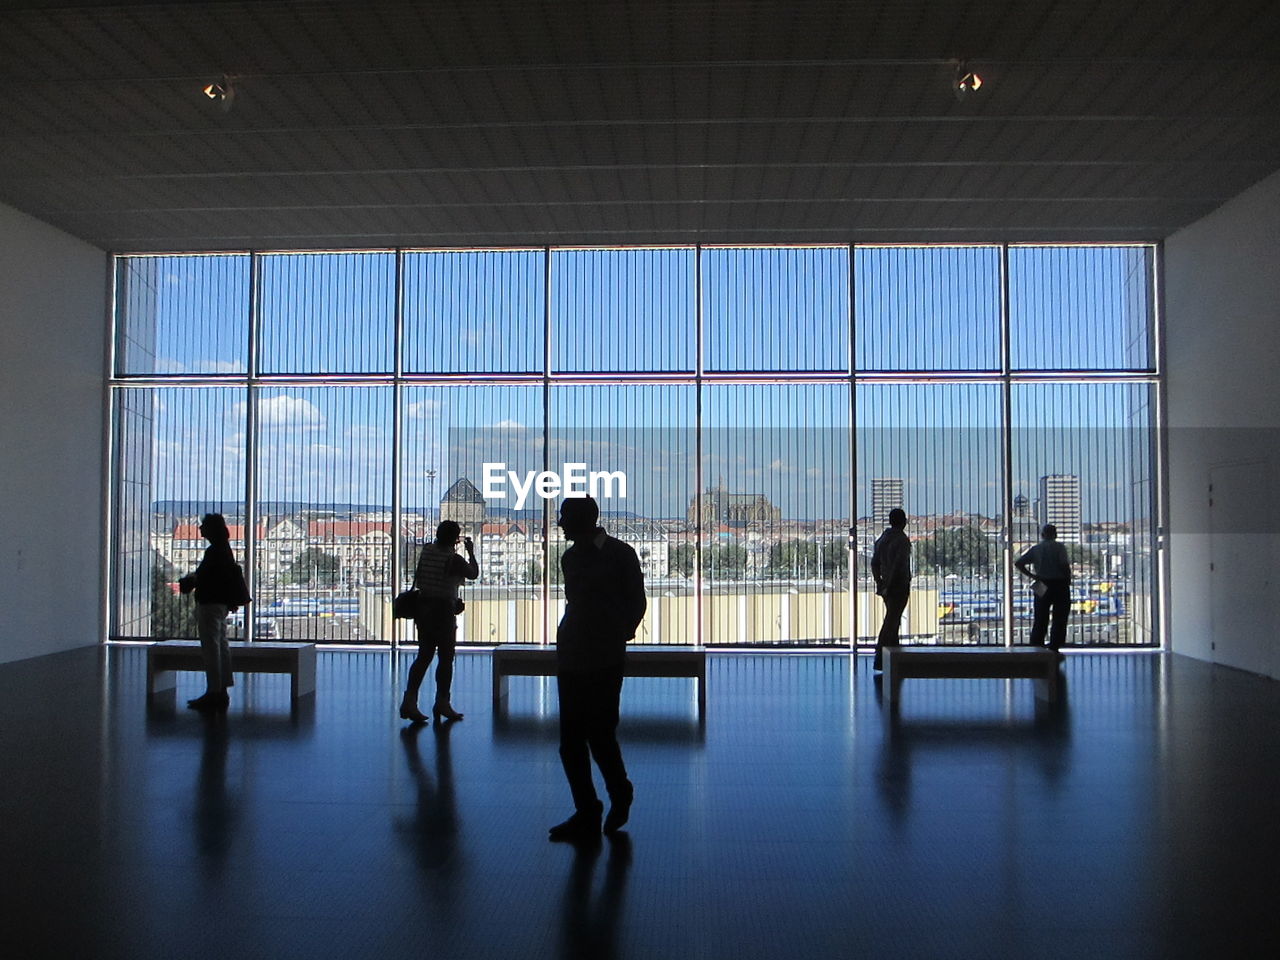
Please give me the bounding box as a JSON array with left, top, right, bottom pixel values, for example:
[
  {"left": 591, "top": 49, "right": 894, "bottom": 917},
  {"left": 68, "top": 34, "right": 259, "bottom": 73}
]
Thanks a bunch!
[
  {"left": 399, "top": 701, "right": 429, "bottom": 724},
  {"left": 433, "top": 702, "right": 464, "bottom": 723},
  {"left": 549, "top": 807, "right": 602, "bottom": 843},
  {"left": 603, "top": 786, "right": 633, "bottom": 835},
  {"left": 187, "top": 692, "right": 228, "bottom": 711}
]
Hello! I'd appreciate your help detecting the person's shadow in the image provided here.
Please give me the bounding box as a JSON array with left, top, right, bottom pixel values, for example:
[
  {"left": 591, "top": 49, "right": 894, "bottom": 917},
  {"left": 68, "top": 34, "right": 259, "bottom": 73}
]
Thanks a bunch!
[
  {"left": 194, "top": 711, "right": 236, "bottom": 876},
  {"left": 559, "top": 834, "right": 632, "bottom": 960},
  {"left": 397, "top": 721, "right": 462, "bottom": 893}
]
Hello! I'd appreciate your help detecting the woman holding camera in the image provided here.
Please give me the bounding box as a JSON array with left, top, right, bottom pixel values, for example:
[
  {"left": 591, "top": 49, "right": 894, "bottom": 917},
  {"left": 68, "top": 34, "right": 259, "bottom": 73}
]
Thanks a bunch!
[{"left": 399, "top": 520, "right": 479, "bottom": 723}]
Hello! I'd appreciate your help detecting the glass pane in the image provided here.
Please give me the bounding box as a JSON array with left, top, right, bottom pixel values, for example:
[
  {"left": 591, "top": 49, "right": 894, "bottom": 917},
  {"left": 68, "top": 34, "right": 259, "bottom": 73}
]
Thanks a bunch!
[
  {"left": 703, "top": 247, "right": 850, "bottom": 372},
  {"left": 403, "top": 250, "right": 544, "bottom": 374},
  {"left": 116, "top": 255, "right": 249, "bottom": 375},
  {"left": 1011, "top": 383, "right": 1157, "bottom": 646},
  {"left": 259, "top": 252, "right": 394, "bottom": 374},
  {"left": 111, "top": 386, "right": 245, "bottom": 639},
  {"left": 702, "top": 384, "right": 851, "bottom": 646},
  {"left": 1010, "top": 245, "right": 1155, "bottom": 371},
  {"left": 855, "top": 246, "right": 1001, "bottom": 371},
  {"left": 551, "top": 248, "right": 695, "bottom": 372},
  {"left": 401, "top": 384, "right": 544, "bottom": 645},
  {"left": 549, "top": 385, "right": 697, "bottom": 647},
  {"left": 856, "top": 383, "right": 1005, "bottom": 646},
  {"left": 253, "top": 387, "right": 392, "bottom": 642}
]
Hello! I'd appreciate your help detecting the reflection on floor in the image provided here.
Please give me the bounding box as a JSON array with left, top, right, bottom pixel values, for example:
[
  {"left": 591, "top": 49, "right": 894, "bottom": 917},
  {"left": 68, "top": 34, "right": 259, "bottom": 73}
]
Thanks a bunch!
[{"left": 1, "top": 646, "right": 1277, "bottom": 959}]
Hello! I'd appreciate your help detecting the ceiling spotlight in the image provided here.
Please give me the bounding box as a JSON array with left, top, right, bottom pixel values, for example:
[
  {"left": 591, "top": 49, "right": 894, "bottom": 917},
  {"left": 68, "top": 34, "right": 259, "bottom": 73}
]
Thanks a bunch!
[
  {"left": 202, "top": 75, "right": 236, "bottom": 112},
  {"left": 954, "top": 62, "right": 983, "bottom": 99}
]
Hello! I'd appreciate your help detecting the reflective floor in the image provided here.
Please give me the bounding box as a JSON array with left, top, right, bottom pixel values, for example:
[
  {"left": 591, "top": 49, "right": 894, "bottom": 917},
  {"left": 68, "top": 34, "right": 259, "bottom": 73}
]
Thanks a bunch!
[{"left": 1, "top": 646, "right": 1277, "bottom": 959}]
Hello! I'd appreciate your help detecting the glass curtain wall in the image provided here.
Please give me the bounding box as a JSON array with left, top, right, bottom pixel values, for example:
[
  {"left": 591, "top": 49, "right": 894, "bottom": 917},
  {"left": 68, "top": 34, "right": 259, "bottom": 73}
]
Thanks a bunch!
[{"left": 109, "top": 244, "right": 1161, "bottom": 649}]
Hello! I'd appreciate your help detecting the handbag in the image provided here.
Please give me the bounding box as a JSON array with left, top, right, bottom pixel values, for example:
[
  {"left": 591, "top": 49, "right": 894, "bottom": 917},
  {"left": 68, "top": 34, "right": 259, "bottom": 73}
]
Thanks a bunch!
[{"left": 392, "top": 589, "right": 420, "bottom": 619}]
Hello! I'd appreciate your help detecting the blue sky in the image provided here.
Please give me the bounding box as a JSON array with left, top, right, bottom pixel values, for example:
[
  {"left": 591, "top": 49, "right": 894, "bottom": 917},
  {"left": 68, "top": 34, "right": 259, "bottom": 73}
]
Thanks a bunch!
[{"left": 122, "top": 246, "right": 1156, "bottom": 522}]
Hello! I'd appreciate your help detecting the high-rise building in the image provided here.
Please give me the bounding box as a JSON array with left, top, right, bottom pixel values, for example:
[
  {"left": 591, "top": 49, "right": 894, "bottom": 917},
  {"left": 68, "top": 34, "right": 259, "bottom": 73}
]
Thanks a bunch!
[
  {"left": 1039, "top": 474, "right": 1082, "bottom": 543},
  {"left": 871, "top": 477, "right": 904, "bottom": 524}
]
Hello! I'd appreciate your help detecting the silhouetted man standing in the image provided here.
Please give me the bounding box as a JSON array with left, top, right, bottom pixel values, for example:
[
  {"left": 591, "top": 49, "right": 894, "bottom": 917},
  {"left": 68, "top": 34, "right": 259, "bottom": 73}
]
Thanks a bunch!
[
  {"left": 871, "top": 508, "right": 911, "bottom": 671},
  {"left": 549, "top": 496, "right": 647, "bottom": 843},
  {"left": 1015, "top": 523, "right": 1073, "bottom": 655}
]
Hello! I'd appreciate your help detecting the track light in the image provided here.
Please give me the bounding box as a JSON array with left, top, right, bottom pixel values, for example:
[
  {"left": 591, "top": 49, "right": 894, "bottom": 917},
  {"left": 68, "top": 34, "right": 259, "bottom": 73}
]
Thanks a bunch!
[
  {"left": 954, "top": 61, "right": 983, "bottom": 99},
  {"left": 202, "top": 75, "right": 235, "bottom": 112}
]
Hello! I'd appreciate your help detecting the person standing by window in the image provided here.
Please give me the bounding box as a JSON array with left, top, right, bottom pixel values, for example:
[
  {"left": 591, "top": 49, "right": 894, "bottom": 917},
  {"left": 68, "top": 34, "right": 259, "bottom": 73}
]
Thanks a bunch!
[
  {"left": 399, "top": 520, "right": 479, "bottom": 724},
  {"left": 179, "top": 513, "right": 250, "bottom": 711},
  {"left": 548, "top": 496, "right": 647, "bottom": 843},
  {"left": 1015, "top": 524, "right": 1073, "bottom": 656},
  {"left": 871, "top": 508, "right": 912, "bottom": 672}
]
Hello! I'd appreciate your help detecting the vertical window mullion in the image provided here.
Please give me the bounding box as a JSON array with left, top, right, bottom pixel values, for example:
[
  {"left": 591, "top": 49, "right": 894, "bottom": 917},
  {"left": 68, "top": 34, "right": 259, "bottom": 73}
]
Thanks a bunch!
[
  {"left": 1000, "top": 243, "right": 1014, "bottom": 649},
  {"left": 391, "top": 249, "right": 405, "bottom": 648},
  {"left": 244, "top": 251, "right": 261, "bottom": 642}
]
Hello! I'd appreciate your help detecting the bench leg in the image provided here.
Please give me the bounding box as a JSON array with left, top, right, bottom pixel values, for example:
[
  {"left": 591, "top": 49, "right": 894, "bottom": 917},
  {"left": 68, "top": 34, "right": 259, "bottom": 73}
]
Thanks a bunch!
[
  {"left": 492, "top": 668, "right": 509, "bottom": 708},
  {"left": 148, "top": 666, "right": 176, "bottom": 695},
  {"left": 696, "top": 671, "right": 706, "bottom": 716},
  {"left": 1034, "top": 670, "right": 1058, "bottom": 703},
  {"left": 293, "top": 652, "right": 317, "bottom": 701},
  {"left": 881, "top": 661, "right": 903, "bottom": 710},
  {"left": 148, "top": 667, "right": 177, "bottom": 705}
]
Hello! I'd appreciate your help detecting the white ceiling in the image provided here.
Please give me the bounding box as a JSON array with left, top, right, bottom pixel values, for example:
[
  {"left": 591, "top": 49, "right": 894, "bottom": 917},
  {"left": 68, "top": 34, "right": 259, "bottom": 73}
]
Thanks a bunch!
[{"left": 2, "top": 0, "right": 1279, "bottom": 251}]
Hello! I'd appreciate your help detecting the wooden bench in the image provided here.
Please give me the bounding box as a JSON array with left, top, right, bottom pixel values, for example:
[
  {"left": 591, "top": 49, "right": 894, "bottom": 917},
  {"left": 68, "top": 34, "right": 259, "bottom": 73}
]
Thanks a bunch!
[
  {"left": 881, "top": 646, "right": 1062, "bottom": 708},
  {"left": 147, "top": 641, "right": 317, "bottom": 703},
  {"left": 492, "top": 644, "right": 706, "bottom": 714}
]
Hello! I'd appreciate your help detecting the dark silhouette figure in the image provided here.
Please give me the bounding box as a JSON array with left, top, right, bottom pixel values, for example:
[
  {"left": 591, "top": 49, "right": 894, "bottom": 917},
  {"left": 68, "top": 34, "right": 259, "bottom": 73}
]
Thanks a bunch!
[
  {"left": 400, "top": 520, "right": 478, "bottom": 724},
  {"left": 178, "top": 513, "right": 251, "bottom": 711},
  {"left": 559, "top": 833, "right": 632, "bottom": 960},
  {"left": 548, "top": 496, "right": 647, "bottom": 843},
  {"left": 871, "top": 508, "right": 911, "bottom": 671},
  {"left": 1015, "top": 523, "right": 1073, "bottom": 655}
]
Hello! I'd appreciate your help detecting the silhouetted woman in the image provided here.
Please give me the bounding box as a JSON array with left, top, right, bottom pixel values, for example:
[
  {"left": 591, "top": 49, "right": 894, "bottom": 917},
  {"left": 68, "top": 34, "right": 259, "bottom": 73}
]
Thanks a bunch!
[
  {"left": 179, "top": 513, "right": 251, "bottom": 711},
  {"left": 399, "top": 520, "right": 479, "bottom": 723}
]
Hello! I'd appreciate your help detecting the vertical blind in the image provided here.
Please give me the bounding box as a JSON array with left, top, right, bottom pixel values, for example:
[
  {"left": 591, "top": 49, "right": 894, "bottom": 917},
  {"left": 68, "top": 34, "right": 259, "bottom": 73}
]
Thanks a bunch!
[{"left": 110, "top": 245, "right": 1161, "bottom": 649}]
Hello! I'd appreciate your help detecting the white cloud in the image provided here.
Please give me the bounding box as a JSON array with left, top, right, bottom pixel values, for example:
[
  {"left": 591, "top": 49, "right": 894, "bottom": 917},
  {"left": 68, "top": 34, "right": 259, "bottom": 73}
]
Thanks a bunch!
[
  {"left": 491, "top": 419, "right": 526, "bottom": 430},
  {"left": 155, "top": 357, "right": 242, "bottom": 374},
  {"left": 406, "top": 399, "right": 440, "bottom": 419},
  {"left": 238, "top": 395, "right": 325, "bottom": 428},
  {"left": 198, "top": 359, "right": 243, "bottom": 374}
]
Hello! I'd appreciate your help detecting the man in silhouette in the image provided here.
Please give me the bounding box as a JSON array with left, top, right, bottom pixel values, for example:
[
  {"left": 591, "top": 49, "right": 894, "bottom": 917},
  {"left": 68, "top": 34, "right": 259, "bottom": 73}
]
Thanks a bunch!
[
  {"left": 871, "top": 508, "right": 911, "bottom": 671},
  {"left": 549, "top": 496, "right": 647, "bottom": 843},
  {"left": 1015, "top": 523, "right": 1073, "bottom": 656}
]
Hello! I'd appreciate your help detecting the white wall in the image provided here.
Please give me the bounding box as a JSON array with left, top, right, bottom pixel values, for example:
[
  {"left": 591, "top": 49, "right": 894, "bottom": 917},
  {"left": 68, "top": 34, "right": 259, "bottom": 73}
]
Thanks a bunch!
[
  {"left": 0, "top": 203, "right": 107, "bottom": 664},
  {"left": 1165, "top": 168, "right": 1280, "bottom": 679}
]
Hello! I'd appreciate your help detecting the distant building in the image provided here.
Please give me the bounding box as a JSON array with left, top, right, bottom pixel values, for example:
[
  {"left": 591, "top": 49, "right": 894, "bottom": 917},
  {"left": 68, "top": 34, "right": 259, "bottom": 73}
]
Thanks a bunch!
[
  {"left": 440, "top": 477, "right": 485, "bottom": 533},
  {"left": 687, "top": 480, "right": 781, "bottom": 528},
  {"left": 871, "top": 477, "right": 904, "bottom": 525},
  {"left": 1010, "top": 493, "right": 1040, "bottom": 547},
  {"left": 1039, "top": 474, "right": 1082, "bottom": 544}
]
